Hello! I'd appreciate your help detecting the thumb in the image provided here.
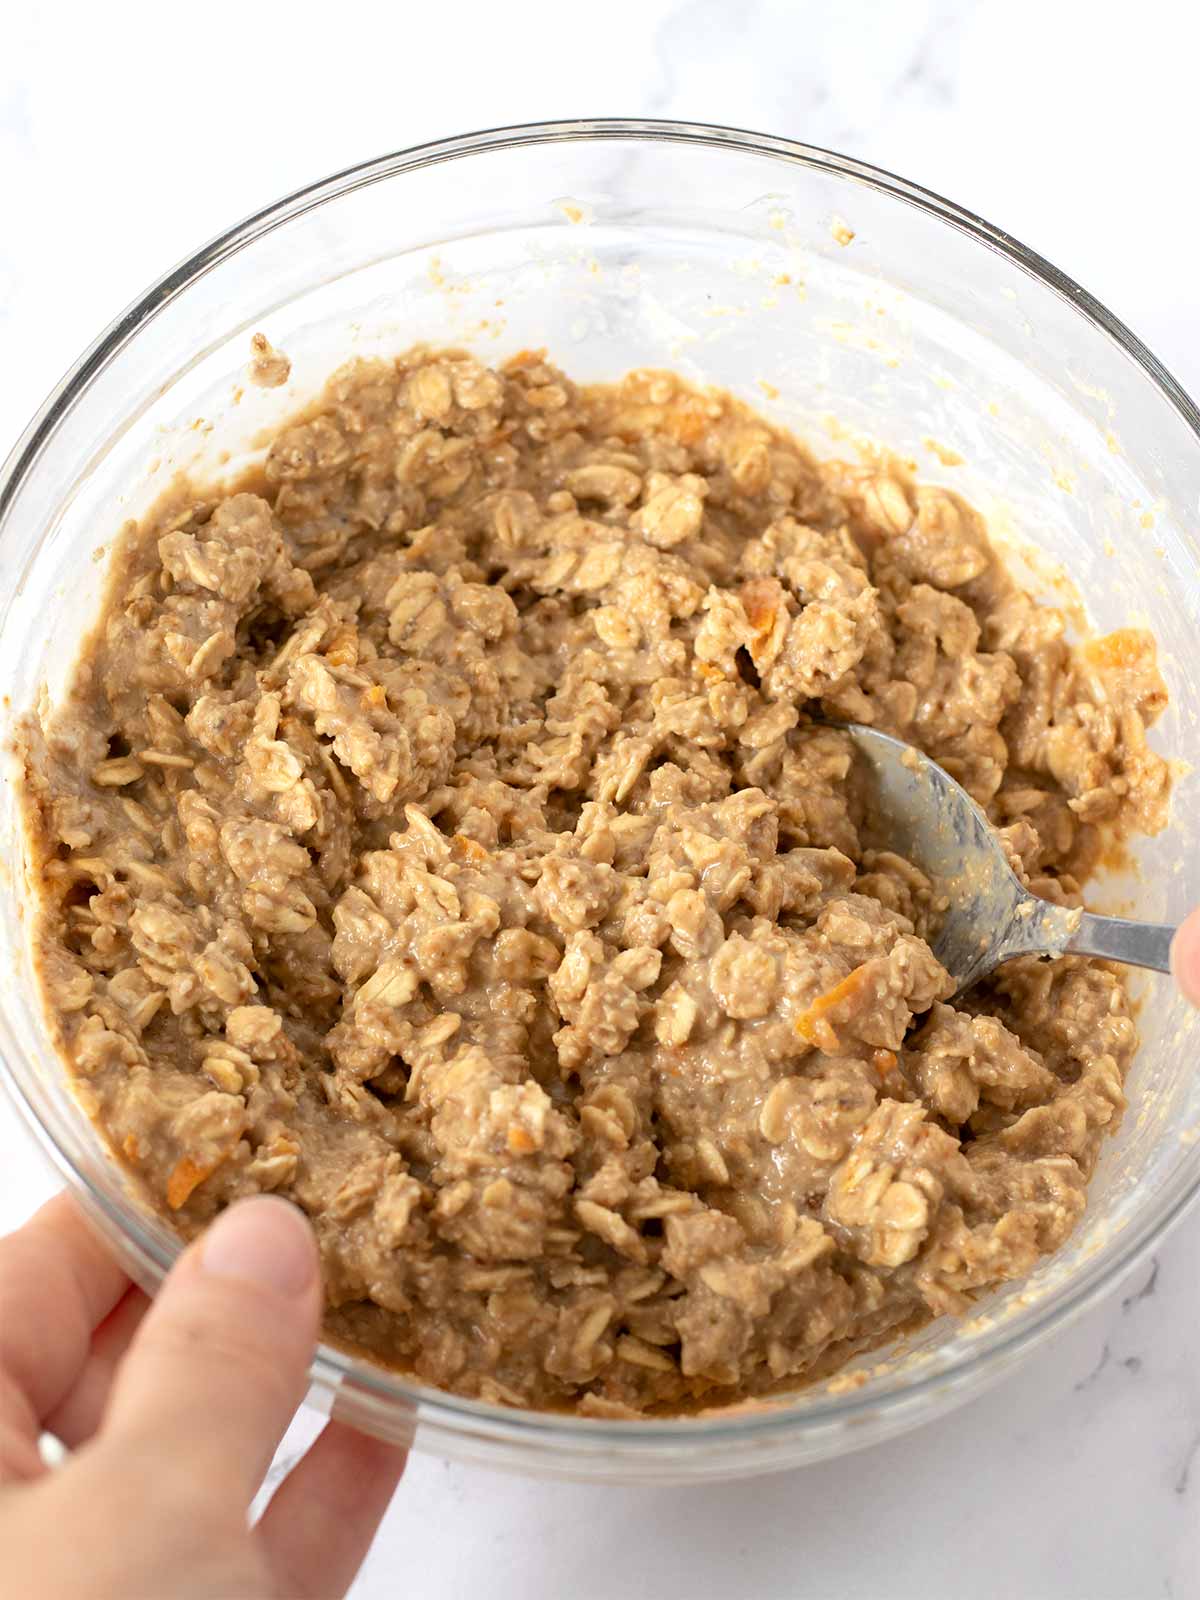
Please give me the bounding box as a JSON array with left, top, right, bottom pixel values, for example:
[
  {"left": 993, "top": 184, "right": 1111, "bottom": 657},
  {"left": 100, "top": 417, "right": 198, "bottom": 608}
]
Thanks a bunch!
[
  {"left": 99, "top": 1196, "right": 321, "bottom": 1510},
  {"left": 1171, "top": 907, "right": 1200, "bottom": 1007}
]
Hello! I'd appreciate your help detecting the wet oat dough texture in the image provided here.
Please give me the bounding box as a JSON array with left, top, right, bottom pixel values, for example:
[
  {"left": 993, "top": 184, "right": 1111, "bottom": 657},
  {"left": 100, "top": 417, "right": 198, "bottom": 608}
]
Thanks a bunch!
[{"left": 21, "top": 349, "right": 1170, "bottom": 1415}]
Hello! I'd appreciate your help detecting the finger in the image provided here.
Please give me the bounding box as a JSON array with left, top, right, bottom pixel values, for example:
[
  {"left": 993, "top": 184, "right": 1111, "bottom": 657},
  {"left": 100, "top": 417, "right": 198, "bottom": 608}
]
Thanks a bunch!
[
  {"left": 100, "top": 1196, "right": 321, "bottom": 1510},
  {"left": 1171, "top": 907, "right": 1200, "bottom": 1006},
  {"left": 44, "top": 1286, "right": 150, "bottom": 1448},
  {"left": 0, "top": 1414, "right": 47, "bottom": 1484},
  {"left": 258, "top": 1420, "right": 407, "bottom": 1599},
  {"left": 0, "top": 1193, "right": 130, "bottom": 1427}
]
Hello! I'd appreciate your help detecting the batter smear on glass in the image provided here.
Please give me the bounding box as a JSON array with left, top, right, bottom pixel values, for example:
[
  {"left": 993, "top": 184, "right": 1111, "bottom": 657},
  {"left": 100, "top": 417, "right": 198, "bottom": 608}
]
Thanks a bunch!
[{"left": 20, "top": 348, "right": 1170, "bottom": 1415}]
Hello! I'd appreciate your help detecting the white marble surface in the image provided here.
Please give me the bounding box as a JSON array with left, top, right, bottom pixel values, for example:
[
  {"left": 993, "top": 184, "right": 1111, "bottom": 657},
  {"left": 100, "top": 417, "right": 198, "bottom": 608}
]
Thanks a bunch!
[{"left": 3, "top": 3, "right": 1200, "bottom": 1596}]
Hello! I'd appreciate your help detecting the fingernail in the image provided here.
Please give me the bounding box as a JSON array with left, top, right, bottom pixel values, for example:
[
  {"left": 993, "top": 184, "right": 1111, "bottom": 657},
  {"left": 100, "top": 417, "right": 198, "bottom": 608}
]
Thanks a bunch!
[
  {"left": 1170, "top": 910, "right": 1200, "bottom": 1006},
  {"left": 200, "top": 1196, "right": 317, "bottom": 1297}
]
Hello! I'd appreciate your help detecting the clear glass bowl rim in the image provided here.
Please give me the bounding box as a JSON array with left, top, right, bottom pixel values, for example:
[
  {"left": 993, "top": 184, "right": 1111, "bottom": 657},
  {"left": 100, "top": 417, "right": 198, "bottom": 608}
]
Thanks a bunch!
[{"left": 3, "top": 115, "right": 1198, "bottom": 1449}]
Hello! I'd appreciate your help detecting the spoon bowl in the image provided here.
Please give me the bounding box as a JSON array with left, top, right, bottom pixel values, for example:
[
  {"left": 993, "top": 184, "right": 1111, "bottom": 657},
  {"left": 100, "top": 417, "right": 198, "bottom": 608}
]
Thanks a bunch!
[{"left": 838, "top": 723, "right": 1176, "bottom": 996}]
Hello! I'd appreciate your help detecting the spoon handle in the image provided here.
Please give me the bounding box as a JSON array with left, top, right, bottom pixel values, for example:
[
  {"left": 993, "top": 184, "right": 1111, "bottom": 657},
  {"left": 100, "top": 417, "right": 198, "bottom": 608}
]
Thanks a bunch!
[{"left": 1063, "top": 909, "right": 1176, "bottom": 974}]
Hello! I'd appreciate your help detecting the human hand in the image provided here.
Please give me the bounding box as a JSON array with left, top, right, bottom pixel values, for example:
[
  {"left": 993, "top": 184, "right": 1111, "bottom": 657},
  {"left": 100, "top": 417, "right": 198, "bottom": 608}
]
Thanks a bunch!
[
  {"left": 1172, "top": 907, "right": 1200, "bottom": 1006},
  {"left": 0, "top": 1193, "right": 405, "bottom": 1599}
]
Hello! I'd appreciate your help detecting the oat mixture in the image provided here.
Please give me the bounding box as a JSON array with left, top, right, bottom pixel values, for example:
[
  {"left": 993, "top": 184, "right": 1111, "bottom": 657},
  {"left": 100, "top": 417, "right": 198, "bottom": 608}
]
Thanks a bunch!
[{"left": 20, "top": 348, "right": 1170, "bottom": 1415}]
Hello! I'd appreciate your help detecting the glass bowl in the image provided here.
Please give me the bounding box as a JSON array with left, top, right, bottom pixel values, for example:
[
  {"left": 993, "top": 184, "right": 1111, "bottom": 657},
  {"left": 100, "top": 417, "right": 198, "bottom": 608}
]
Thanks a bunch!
[{"left": 2, "top": 119, "right": 1199, "bottom": 1484}]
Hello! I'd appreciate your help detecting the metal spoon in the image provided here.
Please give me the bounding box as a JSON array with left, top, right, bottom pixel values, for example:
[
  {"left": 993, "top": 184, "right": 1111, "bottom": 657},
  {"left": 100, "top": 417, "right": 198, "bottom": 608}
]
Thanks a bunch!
[{"left": 838, "top": 722, "right": 1176, "bottom": 997}]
